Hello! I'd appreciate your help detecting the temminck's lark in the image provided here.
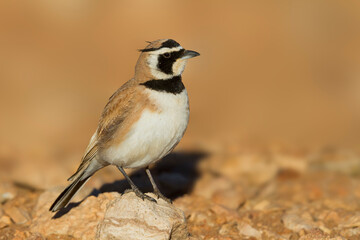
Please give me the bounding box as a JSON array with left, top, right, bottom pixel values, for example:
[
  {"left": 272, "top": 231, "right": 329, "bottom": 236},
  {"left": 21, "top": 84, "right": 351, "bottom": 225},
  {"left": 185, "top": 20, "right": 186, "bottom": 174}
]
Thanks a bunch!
[{"left": 50, "top": 39, "right": 200, "bottom": 212}]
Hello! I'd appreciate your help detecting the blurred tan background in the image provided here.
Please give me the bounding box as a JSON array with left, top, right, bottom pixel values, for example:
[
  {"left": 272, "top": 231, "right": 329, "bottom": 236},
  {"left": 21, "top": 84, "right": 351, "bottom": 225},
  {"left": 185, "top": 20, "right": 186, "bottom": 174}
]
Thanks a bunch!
[{"left": 1, "top": 0, "right": 360, "bottom": 187}]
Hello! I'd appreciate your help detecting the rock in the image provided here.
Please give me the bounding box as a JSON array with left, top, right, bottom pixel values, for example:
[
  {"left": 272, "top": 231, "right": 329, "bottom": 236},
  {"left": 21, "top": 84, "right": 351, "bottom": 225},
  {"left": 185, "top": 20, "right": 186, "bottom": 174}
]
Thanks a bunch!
[
  {"left": 194, "top": 174, "right": 246, "bottom": 210},
  {"left": 4, "top": 206, "right": 29, "bottom": 224},
  {"left": 30, "top": 188, "right": 119, "bottom": 239},
  {"left": 339, "top": 227, "right": 360, "bottom": 239},
  {"left": 309, "top": 148, "right": 360, "bottom": 176},
  {"left": 96, "top": 192, "right": 189, "bottom": 240},
  {"left": 338, "top": 212, "right": 360, "bottom": 228},
  {"left": 0, "top": 192, "right": 15, "bottom": 204},
  {"left": 0, "top": 228, "right": 42, "bottom": 240},
  {"left": 30, "top": 189, "right": 188, "bottom": 240},
  {"left": 212, "top": 188, "right": 246, "bottom": 210},
  {"left": 237, "top": 222, "right": 262, "bottom": 239},
  {"left": 3, "top": 145, "right": 360, "bottom": 239},
  {"left": 282, "top": 213, "right": 315, "bottom": 232},
  {"left": 0, "top": 181, "right": 17, "bottom": 204},
  {"left": 298, "top": 228, "right": 345, "bottom": 240},
  {"left": 0, "top": 215, "right": 12, "bottom": 229},
  {"left": 176, "top": 195, "right": 242, "bottom": 238}
]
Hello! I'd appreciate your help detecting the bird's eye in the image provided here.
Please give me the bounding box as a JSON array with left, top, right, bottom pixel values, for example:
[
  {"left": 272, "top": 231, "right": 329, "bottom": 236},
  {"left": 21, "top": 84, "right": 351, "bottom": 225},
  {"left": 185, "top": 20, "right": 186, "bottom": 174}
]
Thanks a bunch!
[{"left": 163, "top": 52, "right": 171, "bottom": 58}]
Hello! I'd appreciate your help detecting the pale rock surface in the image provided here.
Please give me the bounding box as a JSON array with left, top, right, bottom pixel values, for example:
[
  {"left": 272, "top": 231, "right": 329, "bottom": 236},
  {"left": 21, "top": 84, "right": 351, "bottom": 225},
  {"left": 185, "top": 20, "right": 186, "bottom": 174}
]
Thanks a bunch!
[
  {"left": 0, "top": 181, "right": 16, "bottom": 204},
  {"left": 0, "top": 192, "right": 15, "bottom": 204},
  {"left": 282, "top": 212, "right": 316, "bottom": 232},
  {"left": 298, "top": 228, "right": 345, "bottom": 240},
  {"left": 4, "top": 206, "right": 30, "bottom": 224},
  {"left": 96, "top": 192, "right": 189, "bottom": 240},
  {"left": 0, "top": 215, "right": 12, "bottom": 229},
  {"left": 237, "top": 222, "right": 262, "bottom": 239},
  {"left": 30, "top": 188, "right": 119, "bottom": 239},
  {"left": 29, "top": 188, "right": 188, "bottom": 240}
]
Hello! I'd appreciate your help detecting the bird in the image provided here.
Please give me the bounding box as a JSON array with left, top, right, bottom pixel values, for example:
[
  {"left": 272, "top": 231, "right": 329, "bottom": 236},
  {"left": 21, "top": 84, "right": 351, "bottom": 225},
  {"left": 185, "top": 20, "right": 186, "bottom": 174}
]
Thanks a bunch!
[{"left": 49, "top": 39, "right": 200, "bottom": 212}]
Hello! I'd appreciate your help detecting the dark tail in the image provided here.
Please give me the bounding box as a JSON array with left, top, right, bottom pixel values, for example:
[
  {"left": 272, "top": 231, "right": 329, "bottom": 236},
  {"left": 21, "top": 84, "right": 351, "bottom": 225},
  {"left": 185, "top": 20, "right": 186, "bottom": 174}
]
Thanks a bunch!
[{"left": 49, "top": 172, "right": 91, "bottom": 212}]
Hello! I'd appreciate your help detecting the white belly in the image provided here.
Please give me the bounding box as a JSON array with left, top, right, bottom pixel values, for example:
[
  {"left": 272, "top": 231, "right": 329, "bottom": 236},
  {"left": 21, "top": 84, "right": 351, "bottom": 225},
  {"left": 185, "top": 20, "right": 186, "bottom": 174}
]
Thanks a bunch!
[{"left": 103, "top": 89, "right": 189, "bottom": 168}]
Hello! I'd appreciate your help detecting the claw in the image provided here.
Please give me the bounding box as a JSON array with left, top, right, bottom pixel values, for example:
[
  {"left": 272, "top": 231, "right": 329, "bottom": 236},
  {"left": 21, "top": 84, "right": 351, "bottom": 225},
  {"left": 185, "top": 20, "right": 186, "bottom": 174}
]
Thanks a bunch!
[
  {"left": 154, "top": 190, "right": 172, "bottom": 204},
  {"left": 125, "top": 188, "right": 157, "bottom": 203}
]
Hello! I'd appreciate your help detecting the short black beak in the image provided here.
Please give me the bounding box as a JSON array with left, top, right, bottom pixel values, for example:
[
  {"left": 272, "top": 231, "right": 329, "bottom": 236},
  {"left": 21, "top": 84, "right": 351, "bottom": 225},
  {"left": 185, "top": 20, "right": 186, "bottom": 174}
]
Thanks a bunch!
[{"left": 181, "top": 50, "right": 200, "bottom": 59}]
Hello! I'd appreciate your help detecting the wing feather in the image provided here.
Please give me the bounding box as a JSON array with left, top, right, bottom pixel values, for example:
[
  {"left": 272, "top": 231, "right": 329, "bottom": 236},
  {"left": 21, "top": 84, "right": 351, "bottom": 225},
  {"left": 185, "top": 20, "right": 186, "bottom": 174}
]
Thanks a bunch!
[{"left": 68, "top": 79, "right": 146, "bottom": 181}]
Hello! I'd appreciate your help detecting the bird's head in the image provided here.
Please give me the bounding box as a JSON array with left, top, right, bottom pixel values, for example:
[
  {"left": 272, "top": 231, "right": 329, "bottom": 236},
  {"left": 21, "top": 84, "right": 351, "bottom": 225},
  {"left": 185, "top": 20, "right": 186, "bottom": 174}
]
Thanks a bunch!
[{"left": 135, "top": 39, "right": 200, "bottom": 80}]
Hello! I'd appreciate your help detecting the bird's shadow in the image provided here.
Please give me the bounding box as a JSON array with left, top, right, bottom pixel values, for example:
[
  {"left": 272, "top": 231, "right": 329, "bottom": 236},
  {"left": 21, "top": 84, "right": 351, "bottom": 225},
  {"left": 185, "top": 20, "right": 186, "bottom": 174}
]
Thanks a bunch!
[{"left": 53, "top": 150, "right": 207, "bottom": 219}]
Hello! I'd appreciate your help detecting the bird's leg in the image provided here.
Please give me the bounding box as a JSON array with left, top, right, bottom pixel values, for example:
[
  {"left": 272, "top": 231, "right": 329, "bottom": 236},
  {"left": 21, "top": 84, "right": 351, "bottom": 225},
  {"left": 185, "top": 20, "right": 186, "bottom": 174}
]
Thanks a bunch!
[
  {"left": 117, "top": 166, "right": 156, "bottom": 202},
  {"left": 146, "top": 167, "right": 172, "bottom": 203}
]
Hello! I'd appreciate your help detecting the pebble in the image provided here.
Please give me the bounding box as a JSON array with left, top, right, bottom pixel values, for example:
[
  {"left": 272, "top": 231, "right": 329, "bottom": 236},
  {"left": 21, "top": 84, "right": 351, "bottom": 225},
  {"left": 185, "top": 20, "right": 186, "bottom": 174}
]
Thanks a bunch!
[
  {"left": 0, "top": 215, "right": 12, "bottom": 229},
  {"left": 4, "top": 207, "right": 29, "bottom": 224},
  {"left": 282, "top": 213, "right": 315, "bottom": 232},
  {"left": 237, "top": 222, "right": 262, "bottom": 239},
  {"left": 0, "top": 192, "right": 14, "bottom": 204}
]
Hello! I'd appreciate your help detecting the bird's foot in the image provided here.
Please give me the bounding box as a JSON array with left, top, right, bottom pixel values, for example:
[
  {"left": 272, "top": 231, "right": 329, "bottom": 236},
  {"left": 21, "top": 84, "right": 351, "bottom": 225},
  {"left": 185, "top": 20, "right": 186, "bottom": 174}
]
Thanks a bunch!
[
  {"left": 154, "top": 189, "right": 172, "bottom": 204},
  {"left": 124, "top": 188, "right": 157, "bottom": 203}
]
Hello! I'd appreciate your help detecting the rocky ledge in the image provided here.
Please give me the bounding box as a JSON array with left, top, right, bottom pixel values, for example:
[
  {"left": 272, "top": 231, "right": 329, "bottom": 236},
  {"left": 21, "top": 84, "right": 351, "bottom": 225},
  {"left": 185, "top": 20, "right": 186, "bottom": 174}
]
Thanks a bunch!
[
  {"left": 29, "top": 190, "right": 188, "bottom": 240},
  {"left": 1, "top": 147, "right": 360, "bottom": 239}
]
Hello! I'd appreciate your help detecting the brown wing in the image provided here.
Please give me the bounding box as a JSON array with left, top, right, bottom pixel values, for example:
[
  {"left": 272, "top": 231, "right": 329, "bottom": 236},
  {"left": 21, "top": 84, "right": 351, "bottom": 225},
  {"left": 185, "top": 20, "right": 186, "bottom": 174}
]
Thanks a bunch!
[
  {"left": 67, "top": 137, "right": 98, "bottom": 181},
  {"left": 68, "top": 79, "right": 155, "bottom": 181}
]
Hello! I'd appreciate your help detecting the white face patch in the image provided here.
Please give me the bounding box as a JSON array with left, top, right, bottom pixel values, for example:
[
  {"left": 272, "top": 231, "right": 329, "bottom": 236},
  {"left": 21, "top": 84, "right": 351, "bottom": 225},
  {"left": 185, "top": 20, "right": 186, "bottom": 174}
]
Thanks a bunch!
[
  {"left": 172, "top": 59, "right": 187, "bottom": 76},
  {"left": 146, "top": 46, "right": 186, "bottom": 79}
]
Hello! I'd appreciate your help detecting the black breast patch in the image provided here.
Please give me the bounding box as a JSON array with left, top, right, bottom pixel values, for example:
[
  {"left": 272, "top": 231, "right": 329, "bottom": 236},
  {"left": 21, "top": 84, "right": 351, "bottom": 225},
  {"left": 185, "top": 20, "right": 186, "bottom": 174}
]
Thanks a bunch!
[{"left": 141, "top": 76, "right": 185, "bottom": 94}]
